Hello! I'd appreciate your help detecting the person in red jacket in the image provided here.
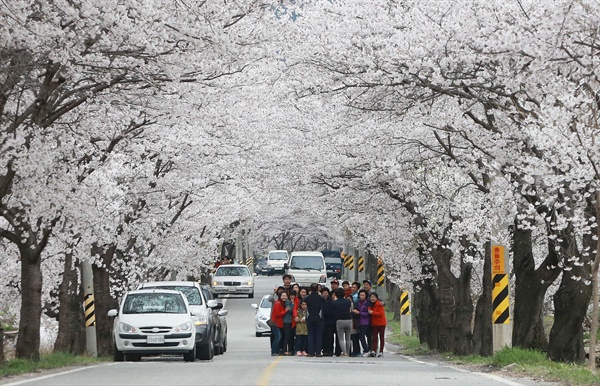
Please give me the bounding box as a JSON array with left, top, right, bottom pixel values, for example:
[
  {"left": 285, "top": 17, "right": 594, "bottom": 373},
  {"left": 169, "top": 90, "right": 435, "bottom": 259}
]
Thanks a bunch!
[
  {"left": 368, "top": 292, "right": 387, "bottom": 357},
  {"left": 270, "top": 292, "right": 290, "bottom": 356}
]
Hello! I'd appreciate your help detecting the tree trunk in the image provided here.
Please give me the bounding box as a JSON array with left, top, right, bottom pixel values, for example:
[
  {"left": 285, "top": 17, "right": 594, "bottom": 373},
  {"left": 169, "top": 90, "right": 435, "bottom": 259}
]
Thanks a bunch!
[
  {"left": 91, "top": 244, "right": 118, "bottom": 357},
  {"left": 472, "top": 241, "right": 493, "bottom": 356},
  {"left": 412, "top": 260, "right": 439, "bottom": 349},
  {"left": 0, "top": 325, "right": 5, "bottom": 363},
  {"left": 589, "top": 191, "right": 600, "bottom": 372},
  {"left": 16, "top": 249, "right": 42, "bottom": 361},
  {"left": 548, "top": 231, "right": 592, "bottom": 363},
  {"left": 512, "top": 222, "right": 560, "bottom": 350},
  {"left": 54, "top": 252, "right": 85, "bottom": 354}
]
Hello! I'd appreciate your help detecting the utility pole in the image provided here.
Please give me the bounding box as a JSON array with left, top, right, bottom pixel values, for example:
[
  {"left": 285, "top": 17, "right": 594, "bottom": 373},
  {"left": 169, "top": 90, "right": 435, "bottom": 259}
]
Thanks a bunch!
[{"left": 82, "top": 260, "right": 97, "bottom": 357}]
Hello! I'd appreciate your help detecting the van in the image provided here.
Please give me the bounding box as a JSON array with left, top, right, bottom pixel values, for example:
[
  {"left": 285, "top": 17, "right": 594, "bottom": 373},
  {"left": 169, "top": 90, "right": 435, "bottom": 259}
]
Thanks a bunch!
[
  {"left": 285, "top": 251, "right": 327, "bottom": 287},
  {"left": 267, "top": 250, "right": 289, "bottom": 274}
]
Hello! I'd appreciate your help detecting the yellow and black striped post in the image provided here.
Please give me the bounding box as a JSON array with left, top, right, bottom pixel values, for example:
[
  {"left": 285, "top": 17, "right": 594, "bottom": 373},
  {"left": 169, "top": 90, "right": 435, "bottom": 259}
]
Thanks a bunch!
[
  {"left": 347, "top": 255, "right": 355, "bottom": 270},
  {"left": 400, "top": 290, "right": 410, "bottom": 315},
  {"left": 377, "top": 258, "right": 385, "bottom": 287},
  {"left": 358, "top": 256, "right": 364, "bottom": 273},
  {"left": 246, "top": 256, "right": 254, "bottom": 273},
  {"left": 84, "top": 294, "right": 96, "bottom": 327},
  {"left": 492, "top": 273, "right": 510, "bottom": 324},
  {"left": 491, "top": 245, "right": 509, "bottom": 324},
  {"left": 400, "top": 289, "right": 412, "bottom": 335}
]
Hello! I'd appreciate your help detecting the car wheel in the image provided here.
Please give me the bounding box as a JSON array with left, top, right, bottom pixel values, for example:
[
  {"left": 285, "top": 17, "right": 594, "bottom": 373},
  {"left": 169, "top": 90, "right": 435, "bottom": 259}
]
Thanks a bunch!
[
  {"left": 213, "top": 293, "right": 218, "bottom": 298},
  {"left": 125, "top": 354, "right": 141, "bottom": 362},
  {"left": 248, "top": 292, "right": 254, "bottom": 299},
  {"left": 256, "top": 332, "right": 262, "bottom": 337},
  {"left": 197, "top": 340, "right": 214, "bottom": 360},
  {"left": 183, "top": 346, "right": 196, "bottom": 362},
  {"left": 113, "top": 346, "right": 124, "bottom": 362},
  {"left": 222, "top": 336, "right": 227, "bottom": 353}
]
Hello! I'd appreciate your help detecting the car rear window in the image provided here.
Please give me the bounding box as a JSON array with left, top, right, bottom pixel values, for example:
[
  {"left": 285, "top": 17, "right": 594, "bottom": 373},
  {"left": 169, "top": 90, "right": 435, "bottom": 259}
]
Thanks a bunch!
[
  {"left": 215, "top": 266, "right": 251, "bottom": 276},
  {"left": 123, "top": 293, "right": 187, "bottom": 314},
  {"left": 142, "top": 285, "right": 203, "bottom": 305},
  {"left": 325, "top": 257, "right": 342, "bottom": 264}
]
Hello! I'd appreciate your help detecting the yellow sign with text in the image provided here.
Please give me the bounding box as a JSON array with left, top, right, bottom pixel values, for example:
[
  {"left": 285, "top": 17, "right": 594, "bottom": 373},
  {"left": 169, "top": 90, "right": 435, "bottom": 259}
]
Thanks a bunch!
[{"left": 492, "top": 245, "right": 505, "bottom": 274}]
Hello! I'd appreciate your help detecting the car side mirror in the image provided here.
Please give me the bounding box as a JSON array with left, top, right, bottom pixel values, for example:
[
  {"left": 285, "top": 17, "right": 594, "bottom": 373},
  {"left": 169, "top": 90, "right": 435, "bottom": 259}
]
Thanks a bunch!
[
  {"left": 251, "top": 304, "right": 258, "bottom": 309},
  {"left": 253, "top": 272, "right": 257, "bottom": 277},
  {"left": 107, "top": 309, "right": 118, "bottom": 317},
  {"left": 207, "top": 299, "right": 218, "bottom": 308},
  {"left": 218, "top": 310, "right": 228, "bottom": 317}
]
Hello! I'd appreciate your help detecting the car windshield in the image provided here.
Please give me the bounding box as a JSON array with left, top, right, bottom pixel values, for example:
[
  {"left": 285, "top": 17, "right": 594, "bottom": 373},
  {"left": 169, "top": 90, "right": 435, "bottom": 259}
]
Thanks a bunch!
[
  {"left": 142, "top": 285, "right": 202, "bottom": 305},
  {"left": 325, "top": 257, "right": 342, "bottom": 264},
  {"left": 260, "top": 298, "right": 272, "bottom": 309},
  {"left": 268, "top": 251, "right": 288, "bottom": 260},
  {"left": 290, "top": 255, "right": 324, "bottom": 270},
  {"left": 215, "top": 266, "right": 251, "bottom": 276},
  {"left": 123, "top": 293, "right": 187, "bottom": 314}
]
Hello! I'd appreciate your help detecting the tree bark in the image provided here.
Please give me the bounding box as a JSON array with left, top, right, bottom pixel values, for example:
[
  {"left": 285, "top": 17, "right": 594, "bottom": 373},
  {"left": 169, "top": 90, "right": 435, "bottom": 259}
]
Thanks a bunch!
[
  {"left": 54, "top": 252, "right": 85, "bottom": 354},
  {"left": 547, "top": 229, "right": 592, "bottom": 363},
  {"left": 0, "top": 325, "right": 5, "bottom": 363},
  {"left": 91, "top": 244, "right": 118, "bottom": 357},
  {"left": 16, "top": 248, "right": 42, "bottom": 361},
  {"left": 512, "top": 221, "right": 560, "bottom": 350},
  {"left": 472, "top": 241, "right": 493, "bottom": 356},
  {"left": 412, "top": 260, "right": 439, "bottom": 350}
]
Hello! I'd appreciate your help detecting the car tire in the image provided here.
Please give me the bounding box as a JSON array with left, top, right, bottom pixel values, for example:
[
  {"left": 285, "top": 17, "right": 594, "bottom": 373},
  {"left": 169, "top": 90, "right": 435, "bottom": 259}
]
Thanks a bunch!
[
  {"left": 113, "top": 346, "right": 124, "bottom": 362},
  {"left": 248, "top": 292, "right": 254, "bottom": 299},
  {"left": 256, "top": 332, "right": 262, "bottom": 337},
  {"left": 222, "top": 336, "right": 227, "bottom": 353},
  {"left": 198, "top": 340, "right": 214, "bottom": 360},
  {"left": 125, "top": 354, "right": 141, "bottom": 362},
  {"left": 183, "top": 346, "right": 196, "bottom": 362},
  {"left": 213, "top": 293, "right": 219, "bottom": 298}
]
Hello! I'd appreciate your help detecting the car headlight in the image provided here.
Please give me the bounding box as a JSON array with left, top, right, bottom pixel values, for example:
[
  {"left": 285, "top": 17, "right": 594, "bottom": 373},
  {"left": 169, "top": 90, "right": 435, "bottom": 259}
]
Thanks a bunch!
[
  {"left": 118, "top": 323, "right": 137, "bottom": 333},
  {"left": 247, "top": 281, "right": 253, "bottom": 286},
  {"left": 192, "top": 315, "right": 209, "bottom": 326},
  {"left": 213, "top": 281, "right": 222, "bottom": 286},
  {"left": 174, "top": 322, "right": 193, "bottom": 332},
  {"left": 319, "top": 275, "right": 326, "bottom": 283},
  {"left": 258, "top": 314, "right": 268, "bottom": 322}
]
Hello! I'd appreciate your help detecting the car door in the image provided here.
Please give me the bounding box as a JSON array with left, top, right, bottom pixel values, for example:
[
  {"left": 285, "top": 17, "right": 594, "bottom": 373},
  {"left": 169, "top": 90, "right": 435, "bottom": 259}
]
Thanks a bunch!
[{"left": 202, "top": 286, "right": 221, "bottom": 345}]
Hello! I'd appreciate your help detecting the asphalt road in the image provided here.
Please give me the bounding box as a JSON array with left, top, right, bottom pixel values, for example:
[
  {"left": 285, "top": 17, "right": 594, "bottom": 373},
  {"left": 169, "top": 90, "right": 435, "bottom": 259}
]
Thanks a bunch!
[{"left": 2, "top": 276, "right": 537, "bottom": 386}]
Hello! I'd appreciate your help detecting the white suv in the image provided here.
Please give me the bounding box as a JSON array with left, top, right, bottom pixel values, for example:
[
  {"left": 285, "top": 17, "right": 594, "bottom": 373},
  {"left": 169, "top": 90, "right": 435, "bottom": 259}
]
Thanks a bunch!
[
  {"left": 108, "top": 289, "right": 197, "bottom": 362},
  {"left": 286, "top": 251, "right": 327, "bottom": 287}
]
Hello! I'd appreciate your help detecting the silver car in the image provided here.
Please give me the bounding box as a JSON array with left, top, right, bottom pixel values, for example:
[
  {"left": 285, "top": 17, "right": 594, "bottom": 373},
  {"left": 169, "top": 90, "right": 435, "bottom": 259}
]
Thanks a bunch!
[
  {"left": 211, "top": 264, "right": 255, "bottom": 298},
  {"left": 251, "top": 295, "right": 272, "bottom": 337}
]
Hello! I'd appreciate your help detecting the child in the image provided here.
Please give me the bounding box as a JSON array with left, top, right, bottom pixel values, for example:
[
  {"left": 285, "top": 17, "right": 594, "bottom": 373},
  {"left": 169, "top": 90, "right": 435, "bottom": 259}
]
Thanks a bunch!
[
  {"left": 368, "top": 292, "right": 387, "bottom": 357},
  {"left": 294, "top": 300, "right": 308, "bottom": 356}
]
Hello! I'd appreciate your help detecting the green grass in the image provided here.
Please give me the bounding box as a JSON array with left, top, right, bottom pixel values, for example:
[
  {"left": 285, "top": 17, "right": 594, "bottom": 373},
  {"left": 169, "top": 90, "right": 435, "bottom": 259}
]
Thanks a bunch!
[{"left": 0, "top": 352, "right": 109, "bottom": 378}]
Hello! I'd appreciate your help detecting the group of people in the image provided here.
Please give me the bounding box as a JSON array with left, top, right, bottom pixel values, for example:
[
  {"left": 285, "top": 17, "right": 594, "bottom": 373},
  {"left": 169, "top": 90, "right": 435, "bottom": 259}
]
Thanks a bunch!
[{"left": 267, "top": 274, "right": 387, "bottom": 358}]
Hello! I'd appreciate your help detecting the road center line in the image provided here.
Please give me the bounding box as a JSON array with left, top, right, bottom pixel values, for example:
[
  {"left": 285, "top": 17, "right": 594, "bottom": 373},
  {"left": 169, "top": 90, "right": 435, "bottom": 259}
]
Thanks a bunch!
[{"left": 255, "top": 356, "right": 281, "bottom": 386}]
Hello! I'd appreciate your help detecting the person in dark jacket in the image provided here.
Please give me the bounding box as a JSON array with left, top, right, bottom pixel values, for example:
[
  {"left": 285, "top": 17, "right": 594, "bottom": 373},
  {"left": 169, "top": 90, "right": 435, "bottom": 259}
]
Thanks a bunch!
[
  {"left": 352, "top": 289, "right": 371, "bottom": 357},
  {"left": 331, "top": 288, "right": 352, "bottom": 356},
  {"left": 321, "top": 287, "right": 337, "bottom": 356},
  {"left": 304, "top": 283, "right": 325, "bottom": 357}
]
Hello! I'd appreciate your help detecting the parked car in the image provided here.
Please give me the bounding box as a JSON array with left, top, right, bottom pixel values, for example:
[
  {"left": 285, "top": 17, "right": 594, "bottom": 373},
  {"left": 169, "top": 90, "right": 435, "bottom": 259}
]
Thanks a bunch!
[
  {"left": 322, "top": 250, "right": 343, "bottom": 279},
  {"left": 137, "top": 281, "right": 228, "bottom": 360},
  {"left": 211, "top": 264, "right": 255, "bottom": 298},
  {"left": 108, "top": 289, "right": 197, "bottom": 362},
  {"left": 286, "top": 251, "right": 327, "bottom": 287},
  {"left": 251, "top": 295, "right": 272, "bottom": 337}
]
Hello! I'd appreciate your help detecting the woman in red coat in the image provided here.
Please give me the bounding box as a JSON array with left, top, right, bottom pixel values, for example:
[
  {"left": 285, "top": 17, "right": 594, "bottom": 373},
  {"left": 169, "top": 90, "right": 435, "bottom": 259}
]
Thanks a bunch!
[
  {"left": 368, "top": 292, "right": 387, "bottom": 357},
  {"left": 270, "top": 292, "right": 289, "bottom": 356}
]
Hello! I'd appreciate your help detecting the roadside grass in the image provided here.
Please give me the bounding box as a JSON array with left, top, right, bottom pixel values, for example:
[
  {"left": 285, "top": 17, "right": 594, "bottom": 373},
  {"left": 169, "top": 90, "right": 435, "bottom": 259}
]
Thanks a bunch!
[
  {"left": 385, "top": 311, "right": 600, "bottom": 385},
  {"left": 0, "top": 352, "right": 109, "bottom": 379}
]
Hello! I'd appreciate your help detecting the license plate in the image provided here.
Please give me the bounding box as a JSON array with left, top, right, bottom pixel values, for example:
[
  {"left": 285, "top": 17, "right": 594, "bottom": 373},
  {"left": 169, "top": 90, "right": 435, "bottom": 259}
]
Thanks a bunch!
[{"left": 147, "top": 335, "right": 164, "bottom": 344}]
